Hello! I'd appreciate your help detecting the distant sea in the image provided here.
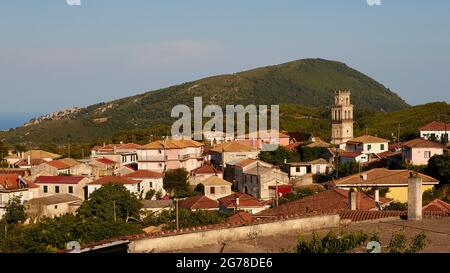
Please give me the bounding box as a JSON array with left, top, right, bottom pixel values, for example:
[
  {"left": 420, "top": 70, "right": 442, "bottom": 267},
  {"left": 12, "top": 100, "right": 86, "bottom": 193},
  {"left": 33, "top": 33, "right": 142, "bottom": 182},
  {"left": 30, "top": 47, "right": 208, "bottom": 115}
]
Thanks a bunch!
[{"left": 0, "top": 112, "right": 43, "bottom": 131}]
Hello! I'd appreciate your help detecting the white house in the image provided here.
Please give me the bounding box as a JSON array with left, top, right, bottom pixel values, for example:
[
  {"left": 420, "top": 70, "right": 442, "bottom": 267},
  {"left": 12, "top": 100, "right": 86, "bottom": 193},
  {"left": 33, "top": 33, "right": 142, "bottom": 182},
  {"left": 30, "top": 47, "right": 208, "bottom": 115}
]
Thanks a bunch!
[
  {"left": 87, "top": 175, "right": 145, "bottom": 198},
  {"left": 420, "top": 121, "right": 450, "bottom": 142},
  {"left": 345, "top": 135, "right": 389, "bottom": 155},
  {"left": 340, "top": 151, "right": 369, "bottom": 164},
  {"left": 124, "top": 170, "right": 165, "bottom": 198}
]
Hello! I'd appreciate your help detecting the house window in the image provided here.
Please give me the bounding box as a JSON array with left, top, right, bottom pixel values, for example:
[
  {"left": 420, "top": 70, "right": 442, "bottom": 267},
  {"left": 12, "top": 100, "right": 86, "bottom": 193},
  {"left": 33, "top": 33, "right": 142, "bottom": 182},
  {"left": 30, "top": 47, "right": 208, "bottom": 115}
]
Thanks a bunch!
[
  {"left": 44, "top": 186, "right": 48, "bottom": 193},
  {"left": 380, "top": 144, "right": 385, "bottom": 150},
  {"left": 158, "top": 163, "right": 163, "bottom": 168},
  {"left": 210, "top": 187, "right": 215, "bottom": 194},
  {"left": 54, "top": 205, "right": 58, "bottom": 209},
  {"left": 296, "top": 167, "right": 301, "bottom": 172},
  {"left": 367, "top": 144, "right": 372, "bottom": 150},
  {"left": 158, "top": 150, "right": 162, "bottom": 154},
  {"left": 149, "top": 182, "right": 153, "bottom": 188},
  {"left": 68, "top": 186, "right": 73, "bottom": 194},
  {"left": 424, "top": 151, "right": 432, "bottom": 159},
  {"left": 55, "top": 186, "right": 60, "bottom": 193}
]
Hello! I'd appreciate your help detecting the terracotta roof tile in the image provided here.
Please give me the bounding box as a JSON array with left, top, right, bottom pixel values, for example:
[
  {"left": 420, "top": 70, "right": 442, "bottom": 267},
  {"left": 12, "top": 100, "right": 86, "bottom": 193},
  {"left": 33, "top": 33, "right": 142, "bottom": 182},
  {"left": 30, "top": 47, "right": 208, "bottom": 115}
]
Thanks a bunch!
[
  {"left": 210, "top": 141, "right": 257, "bottom": 153},
  {"left": 124, "top": 170, "right": 163, "bottom": 179},
  {"left": 331, "top": 168, "right": 439, "bottom": 186},
  {"left": 34, "top": 176, "right": 87, "bottom": 185},
  {"left": 89, "top": 176, "right": 139, "bottom": 185},
  {"left": 46, "top": 160, "right": 71, "bottom": 170},
  {"left": 218, "top": 192, "right": 265, "bottom": 208},
  {"left": 179, "top": 195, "right": 219, "bottom": 210},
  {"left": 403, "top": 138, "right": 444, "bottom": 149},
  {"left": 420, "top": 121, "right": 450, "bottom": 132},
  {"left": 226, "top": 211, "right": 254, "bottom": 224},
  {"left": 348, "top": 135, "right": 389, "bottom": 144},
  {"left": 423, "top": 199, "right": 450, "bottom": 213},
  {"left": 191, "top": 165, "right": 219, "bottom": 175}
]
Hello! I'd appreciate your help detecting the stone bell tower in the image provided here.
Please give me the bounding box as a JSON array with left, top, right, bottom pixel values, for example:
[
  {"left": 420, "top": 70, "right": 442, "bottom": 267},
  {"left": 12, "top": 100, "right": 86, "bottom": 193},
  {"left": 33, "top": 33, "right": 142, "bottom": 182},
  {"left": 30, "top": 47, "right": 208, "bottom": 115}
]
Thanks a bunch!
[{"left": 331, "top": 90, "right": 354, "bottom": 146}]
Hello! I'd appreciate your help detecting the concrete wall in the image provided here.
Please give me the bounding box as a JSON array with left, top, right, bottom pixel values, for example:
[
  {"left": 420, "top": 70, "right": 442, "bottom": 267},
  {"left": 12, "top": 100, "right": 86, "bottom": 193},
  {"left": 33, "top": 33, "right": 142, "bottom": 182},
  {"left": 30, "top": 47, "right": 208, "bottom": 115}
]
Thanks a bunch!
[{"left": 128, "top": 214, "right": 340, "bottom": 253}]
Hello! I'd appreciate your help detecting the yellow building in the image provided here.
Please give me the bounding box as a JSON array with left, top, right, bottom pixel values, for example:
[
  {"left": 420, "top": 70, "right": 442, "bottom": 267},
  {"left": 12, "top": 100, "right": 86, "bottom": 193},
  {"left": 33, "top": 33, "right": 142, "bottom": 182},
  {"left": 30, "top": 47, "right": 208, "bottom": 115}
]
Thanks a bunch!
[{"left": 329, "top": 168, "right": 439, "bottom": 203}]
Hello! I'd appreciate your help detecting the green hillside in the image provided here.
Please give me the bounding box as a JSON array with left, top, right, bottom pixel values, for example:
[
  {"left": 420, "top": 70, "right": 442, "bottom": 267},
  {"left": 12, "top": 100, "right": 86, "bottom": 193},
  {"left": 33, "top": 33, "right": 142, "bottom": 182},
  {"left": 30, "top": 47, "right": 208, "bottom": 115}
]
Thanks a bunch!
[{"left": 0, "top": 58, "right": 409, "bottom": 144}]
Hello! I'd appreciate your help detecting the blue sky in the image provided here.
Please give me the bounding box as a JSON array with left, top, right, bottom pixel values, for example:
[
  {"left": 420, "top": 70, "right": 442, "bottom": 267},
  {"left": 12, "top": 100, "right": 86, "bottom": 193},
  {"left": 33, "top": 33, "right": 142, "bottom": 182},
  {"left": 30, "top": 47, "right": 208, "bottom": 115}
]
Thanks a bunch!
[{"left": 0, "top": 0, "right": 449, "bottom": 122}]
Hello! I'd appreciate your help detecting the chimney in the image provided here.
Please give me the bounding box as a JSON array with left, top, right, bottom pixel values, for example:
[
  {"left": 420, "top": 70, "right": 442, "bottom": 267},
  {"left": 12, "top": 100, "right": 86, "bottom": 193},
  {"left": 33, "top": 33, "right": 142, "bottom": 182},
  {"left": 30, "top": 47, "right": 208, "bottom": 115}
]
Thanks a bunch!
[
  {"left": 27, "top": 155, "right": 31, "bottom": 166},
  {"left": 374, "top": 188, "right": 380, "bottom": 203},
  {"left": 236, "top": 197, "right": 240, "bottom": 207},
  {"left": 408, "top": 172, "right": 423, "bottom": 221},
  {"left": 348, "top": 189, "right": 357, "bottom": 211}
]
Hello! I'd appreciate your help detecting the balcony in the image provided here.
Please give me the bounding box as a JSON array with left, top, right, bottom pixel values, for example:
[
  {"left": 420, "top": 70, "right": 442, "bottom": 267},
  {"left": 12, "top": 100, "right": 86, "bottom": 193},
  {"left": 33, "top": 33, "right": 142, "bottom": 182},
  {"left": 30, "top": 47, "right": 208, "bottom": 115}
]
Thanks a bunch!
[{"left": 139, "top": 155, "right": 168, "bottom": 162}]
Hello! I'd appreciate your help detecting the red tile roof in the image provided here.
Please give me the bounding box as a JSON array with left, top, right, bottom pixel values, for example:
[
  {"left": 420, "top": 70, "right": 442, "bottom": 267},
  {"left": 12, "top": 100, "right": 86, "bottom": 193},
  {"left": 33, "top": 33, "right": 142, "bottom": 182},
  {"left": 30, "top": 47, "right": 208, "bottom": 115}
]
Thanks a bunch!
[
  {"left": 179, "top": 195, "right": 219, "bottom": 210},
  {"left": 403, "top": 138, "right": 444, "bottom": 149},
  {"left": 339, "top": 151, "right": 363, "bottom": 158},
  {"left": 191, "top": 165, "right": 219, "bottom": 175},
  {"left": 124, "top": 170, "right": 163, "bottom": 179},
  {"left": 95, "top": 158, "right": 117, "bottom": 165},
  {"left": 34, "top": 176, "right": 87, "bottom": 185},
  {"left": 92, "top": 143, "right": 142, "bottom": 152},
  {"left": 420, "top": 121, "right": 450, "bottom": 132},
  {"left": 423, "top": 199, "right": 450, "bottom": 213},
  {"left": 218, "top": 192, "right": 265, "bottom": 209},
  {"left": 340, "top": 210, "right": 405, "bottom": 222},
  {"left": 285, "top": 142, "right": 303, "bottom": 151},
  {"left": 89, "top": 176, "right": 139, "bottom": 185},
  {"left": 257, "top": 189, "right": 392, "bottom": 217},
  {"left": 226, "top": 211, "right": 254, "bottom": 224},
  {"left": 15, "top": 158, "right": 46, "bottom": 167},
  {"left": 46, "top": 160, "right": 71, "bottom": 170}
]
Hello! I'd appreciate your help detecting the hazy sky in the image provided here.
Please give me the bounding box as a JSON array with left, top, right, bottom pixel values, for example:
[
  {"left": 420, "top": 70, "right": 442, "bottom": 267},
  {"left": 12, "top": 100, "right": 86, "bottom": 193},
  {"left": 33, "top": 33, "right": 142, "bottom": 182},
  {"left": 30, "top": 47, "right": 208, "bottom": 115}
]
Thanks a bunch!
[{"left": 0, "top": 0, "right": 449, "bottom": 117}]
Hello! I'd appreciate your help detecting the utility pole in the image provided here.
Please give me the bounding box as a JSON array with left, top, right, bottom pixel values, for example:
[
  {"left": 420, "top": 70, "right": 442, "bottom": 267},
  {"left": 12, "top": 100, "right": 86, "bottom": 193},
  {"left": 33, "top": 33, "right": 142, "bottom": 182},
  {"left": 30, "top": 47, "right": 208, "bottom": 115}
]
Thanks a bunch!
[
  {"left": 176, "top": 198, "right": 179, "bottom": 231},
  {"left": 113, "top": 201, "right": 117, "bottom": 223}
]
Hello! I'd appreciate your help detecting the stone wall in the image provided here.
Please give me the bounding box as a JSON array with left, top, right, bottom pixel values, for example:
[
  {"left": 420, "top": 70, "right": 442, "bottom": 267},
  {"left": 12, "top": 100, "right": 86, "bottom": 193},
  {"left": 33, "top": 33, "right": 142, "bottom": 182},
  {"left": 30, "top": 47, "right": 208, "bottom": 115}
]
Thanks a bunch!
[{"left": 128, "top": 214, "right": 340, "bottom": 253}]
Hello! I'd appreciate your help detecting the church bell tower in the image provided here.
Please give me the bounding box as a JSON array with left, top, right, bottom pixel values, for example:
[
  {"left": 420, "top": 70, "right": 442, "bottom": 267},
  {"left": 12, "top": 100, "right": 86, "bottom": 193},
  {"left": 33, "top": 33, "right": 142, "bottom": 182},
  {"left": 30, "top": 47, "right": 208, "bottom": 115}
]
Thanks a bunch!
[{"left": 331, "top": 90, "right": 354, "bottom": 146}]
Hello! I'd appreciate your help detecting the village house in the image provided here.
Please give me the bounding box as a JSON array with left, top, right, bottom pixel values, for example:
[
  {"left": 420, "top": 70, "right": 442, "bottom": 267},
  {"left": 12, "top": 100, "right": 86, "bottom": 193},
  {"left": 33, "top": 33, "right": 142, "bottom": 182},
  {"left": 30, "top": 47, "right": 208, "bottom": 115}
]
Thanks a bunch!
[
  {"left": 31, "top": 160, "right": 71, "bottom": 178},
  {"left": 87, "top": 175, "right": 145, "bottom": 198},
  {"left": 339, "top": 151, "right": 369, "bottom": 164},
  {"left": 420, "top": 121, "right": 450, "bottom": 142},
  {"left": 202, "top": 131, "right": 234, "bottom": 146},
  {"left": 178, "top": 195, "right": 219, "bottom": 211},
  {"left": 402, "top": 137, "right": 444, "bottom": 166},
  {"left": 6, "top": 150, "right": 62, "bottom": 169},
  {"left": 0, "top": 174, "right": 39, "bottom": 218},
  {"left": 124, "top": 170, "right": 165, "bottom": 198},
  {"left": 345, "top": 135, "right": 389, "bottom": 155},
  {"left": 137, "top": 138, "right": 204, "bottom": 173},
  {"left": 5, "top": 150, "right": 61, "bottom": 170},
  {"left": 240, "top": 163, "right": 289, "bottom": 200},
  {"left": 282, "top": 158, "right": 331, "bottom": 179},
  {"left": 34, "top": 176, "right": 92, "bottom": 200},
  {"left": 89, "top": 157, "right": 119, "bottom": 177},
  {"left": 224, "top": 158, "right": 272, "bottom": 190},
  {"left": 26, "top": 194, "right": 82, "bottom": 219},
  {"left": 327, "top": 168, "right": 439, "bottom": 203},
  {"left": 91, "top": 143, "right": 142, "bottom": 166},
  {"left": 200, "top": 176, "right": 233, "bottom": 200},
  {"left": 218, "top": 192, "right": 267, "bottom": 214},
  {"left": 210, "top": 141, "right": 258, "bottom": 168},
  {"left": 236, "top": 130, "right": 291, "bottom": 150},
  {"left": 188, "top": 165, "right": 222, "bottom": 189}
]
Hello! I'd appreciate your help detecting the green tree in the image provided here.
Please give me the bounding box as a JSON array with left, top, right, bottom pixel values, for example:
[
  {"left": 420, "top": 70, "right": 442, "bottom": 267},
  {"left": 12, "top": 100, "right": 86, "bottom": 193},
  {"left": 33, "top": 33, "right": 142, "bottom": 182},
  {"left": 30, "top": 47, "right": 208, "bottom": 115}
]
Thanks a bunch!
[
  {"left": 426, "top": 154, "right": 450, "bottom": 184},
  {"left": 297, "top": 146, "right": 328, "bottom": 162},
  {"left": 77, "top": 183, "right": 142, "bottom": 222},
  {"left": 163, "top": 168, "right": 189, "bottom": 195},
  {"left": 3, "top": 195, "right": 27, "bottom": 225},
  {"left": 145, "top": 189, "right": 156, "bottom": 200},
  {"left": 258, "top": 146, "right": 300, "bottom": 165}
]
